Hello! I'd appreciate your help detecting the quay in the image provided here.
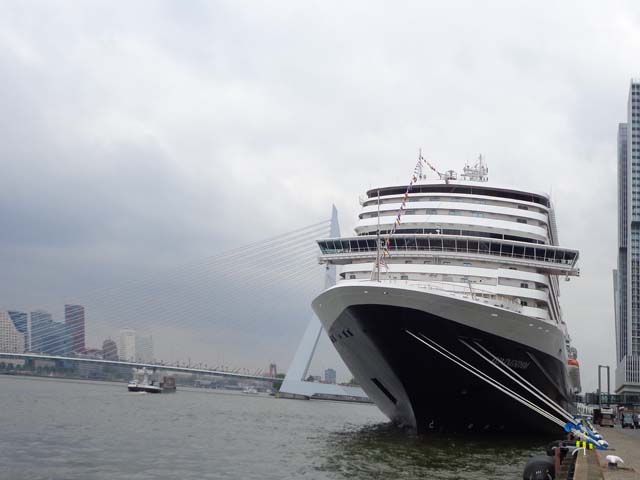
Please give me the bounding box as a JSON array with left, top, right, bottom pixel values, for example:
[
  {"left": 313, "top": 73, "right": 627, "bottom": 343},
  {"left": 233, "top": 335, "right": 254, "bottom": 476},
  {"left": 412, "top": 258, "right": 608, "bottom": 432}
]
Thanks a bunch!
[
  {"left": 593, "top": 428, "right": 640, "bottom": 479},
  {"left": 554, "top": 428, "right": 640, "bottom": 480}
]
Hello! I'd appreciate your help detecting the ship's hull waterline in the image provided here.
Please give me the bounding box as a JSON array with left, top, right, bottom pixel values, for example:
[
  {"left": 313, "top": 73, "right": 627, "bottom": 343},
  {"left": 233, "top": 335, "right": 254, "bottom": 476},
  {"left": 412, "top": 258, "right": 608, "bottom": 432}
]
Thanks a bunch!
[{"left": 312, "top": 283, "right": 572, "bottom": 435}]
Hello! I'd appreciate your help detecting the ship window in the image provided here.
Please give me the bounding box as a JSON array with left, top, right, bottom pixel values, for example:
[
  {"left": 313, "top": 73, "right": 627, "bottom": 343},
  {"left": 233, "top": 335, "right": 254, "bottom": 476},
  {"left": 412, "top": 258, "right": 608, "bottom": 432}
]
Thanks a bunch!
[
  {"left": 520, "top": 283, "right": 529, "bottom": 288},
  {"left": 518, "top": 205, "right": 529, "bottom": 210},
  {"left": 521, "top": 301, "right": 528, "bottom": 306},
  {"left": 400, "top": 275, "right": 409, "bottom": 280},
  {"left": 349, "top": 275, "right": 356, "bottom": 279},
  {"left": 517, "top": 218, "right": 528, "bottom": 224}
]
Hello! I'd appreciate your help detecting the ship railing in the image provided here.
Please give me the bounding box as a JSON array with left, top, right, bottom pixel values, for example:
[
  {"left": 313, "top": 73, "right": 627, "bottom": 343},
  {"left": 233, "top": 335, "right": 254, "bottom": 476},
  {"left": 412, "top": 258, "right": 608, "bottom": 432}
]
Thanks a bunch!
[{"left": 390, "top": 279, "right": 523, "bottom": 313}]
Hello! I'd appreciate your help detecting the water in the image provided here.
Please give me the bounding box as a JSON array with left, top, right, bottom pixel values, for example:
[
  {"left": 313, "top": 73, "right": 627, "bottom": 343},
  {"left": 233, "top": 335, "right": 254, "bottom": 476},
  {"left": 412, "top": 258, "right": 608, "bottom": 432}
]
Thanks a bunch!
[{"left": 1, "top": 376, "right": 544, "bottom": 479}]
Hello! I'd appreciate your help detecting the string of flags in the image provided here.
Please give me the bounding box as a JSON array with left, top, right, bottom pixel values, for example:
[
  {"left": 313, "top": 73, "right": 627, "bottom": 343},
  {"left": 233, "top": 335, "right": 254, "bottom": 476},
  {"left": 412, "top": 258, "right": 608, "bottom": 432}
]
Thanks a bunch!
[{"left": 374, "top": 151, "right": 437, "bottom": 272}]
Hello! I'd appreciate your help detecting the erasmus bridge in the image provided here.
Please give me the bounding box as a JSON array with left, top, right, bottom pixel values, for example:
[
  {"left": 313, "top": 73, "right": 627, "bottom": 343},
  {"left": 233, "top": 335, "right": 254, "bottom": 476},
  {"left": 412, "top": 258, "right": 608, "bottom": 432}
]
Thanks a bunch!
[{"left": 0, "top": 208, "right": 362, "bottom": 398}]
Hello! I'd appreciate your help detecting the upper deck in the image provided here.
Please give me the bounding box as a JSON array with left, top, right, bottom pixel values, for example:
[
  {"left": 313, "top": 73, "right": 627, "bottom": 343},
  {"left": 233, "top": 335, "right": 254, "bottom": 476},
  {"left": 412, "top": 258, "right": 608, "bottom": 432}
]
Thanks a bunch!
[
  {"left": 365, "top": 179, "right": 551, "bottom": 208},
  {"left": 316, "top": 157, "right": 576, "bottom": 324}
]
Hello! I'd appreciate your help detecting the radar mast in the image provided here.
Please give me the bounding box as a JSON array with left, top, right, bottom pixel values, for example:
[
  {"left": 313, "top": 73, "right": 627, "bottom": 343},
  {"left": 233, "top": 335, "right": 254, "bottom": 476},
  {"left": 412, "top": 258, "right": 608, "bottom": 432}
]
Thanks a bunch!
[{"left": 460, "top": 154, "right": 489, "bottom": 182}]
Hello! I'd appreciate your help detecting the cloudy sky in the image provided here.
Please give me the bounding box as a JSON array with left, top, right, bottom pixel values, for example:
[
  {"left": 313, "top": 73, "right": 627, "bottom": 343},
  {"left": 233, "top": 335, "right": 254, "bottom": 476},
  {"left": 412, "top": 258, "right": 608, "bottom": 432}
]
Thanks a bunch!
[{"left": 1, "top": 1, "right": 639, "bottom": 389}]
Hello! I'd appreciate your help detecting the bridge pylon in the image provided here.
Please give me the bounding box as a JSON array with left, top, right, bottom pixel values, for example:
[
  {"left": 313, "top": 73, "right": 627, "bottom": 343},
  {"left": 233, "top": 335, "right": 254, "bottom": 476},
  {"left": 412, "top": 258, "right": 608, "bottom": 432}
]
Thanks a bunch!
[{"left": 278, "top": 206, "right": 368, "bottom": 400}]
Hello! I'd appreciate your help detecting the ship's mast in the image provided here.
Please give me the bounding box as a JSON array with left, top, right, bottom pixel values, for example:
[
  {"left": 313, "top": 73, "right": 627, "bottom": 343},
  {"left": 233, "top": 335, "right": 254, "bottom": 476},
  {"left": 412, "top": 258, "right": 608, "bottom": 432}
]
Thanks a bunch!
[{"left": 372, "top": 189, "right": 381, "bottom": 282}]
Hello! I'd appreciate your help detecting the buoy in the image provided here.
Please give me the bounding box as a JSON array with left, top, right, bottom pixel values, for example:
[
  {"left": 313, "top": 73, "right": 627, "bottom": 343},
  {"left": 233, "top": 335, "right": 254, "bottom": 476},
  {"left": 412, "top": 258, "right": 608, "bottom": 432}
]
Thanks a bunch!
[{"left": 522, "top": 455, "right": 555, "bottom": 480}]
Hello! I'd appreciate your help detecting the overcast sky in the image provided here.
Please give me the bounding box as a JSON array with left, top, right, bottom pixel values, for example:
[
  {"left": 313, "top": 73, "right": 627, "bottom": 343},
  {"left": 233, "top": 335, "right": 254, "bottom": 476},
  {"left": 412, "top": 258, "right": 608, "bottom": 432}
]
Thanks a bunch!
[{"left": 1, "top": 1, "right": 639, "bottom": 389}]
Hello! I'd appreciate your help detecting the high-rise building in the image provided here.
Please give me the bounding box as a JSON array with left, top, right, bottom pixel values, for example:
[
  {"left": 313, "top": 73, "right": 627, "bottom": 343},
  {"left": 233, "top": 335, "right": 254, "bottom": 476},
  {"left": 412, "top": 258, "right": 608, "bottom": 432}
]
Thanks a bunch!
[
  {"left": 0, "top": 312, "right": 25, "bottom": 353},
  {"left": 65, "top": 305, "right": 85, "bottom": 354},
  {"left": 102, "top": 338, "right": 118, "bottom": 361},
  {"left": 30, "top": 310, "right": 70, "bottom": 355},
  {"left": 7, "top": 311, "right": 29, "bottom": 351},
  {"left": 614, "top": 79, "right": 640, "bottom": 394},
  {"left": 324, "top": 368, "right": 337, "bottom": 384},
  {"left": 118, "top": 329, "right": 136, "bottom": 361},
  {"left": 135, "top": 335, "right": 153, "bottom": 363}
]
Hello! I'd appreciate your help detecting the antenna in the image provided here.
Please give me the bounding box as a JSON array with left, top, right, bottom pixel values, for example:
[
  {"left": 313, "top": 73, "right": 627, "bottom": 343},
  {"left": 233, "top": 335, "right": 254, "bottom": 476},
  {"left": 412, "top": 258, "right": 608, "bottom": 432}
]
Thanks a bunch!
[{"left": 461, "top": 154, "right": 489, "bottom": 182}]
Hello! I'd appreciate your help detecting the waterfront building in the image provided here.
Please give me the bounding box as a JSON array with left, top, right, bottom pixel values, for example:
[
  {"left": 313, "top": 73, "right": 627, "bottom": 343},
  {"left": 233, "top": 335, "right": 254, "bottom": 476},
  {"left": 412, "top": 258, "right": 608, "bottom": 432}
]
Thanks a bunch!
[
  {"left": 324, "top": 368, "right": 337, "bottom": 384},
  {"left": 30, "top": 310, "right": 53, "bottom": 353},
  {"left": 64, "top": 304, "right": 85, "bottom": 353},
  {"left": 30, "top": 310, "right": 71, "bottom": 356},
  {"left": 7, "top": 311, "right": 29, "bottom": 351},
  {"left": 135, "top": 335, "right": 154, "bottom": 363},
  {"left": 0, "top": 312, "right": 26, "bottom": 353},
  {"left": 102, "top": 338, "right": 118, "bottom": 361},
  {"left": 614, "top": 79, "right": 640, "bottom": 394},
  {"left": 118, "top": 329, "right": 136, "bottom": 361}
]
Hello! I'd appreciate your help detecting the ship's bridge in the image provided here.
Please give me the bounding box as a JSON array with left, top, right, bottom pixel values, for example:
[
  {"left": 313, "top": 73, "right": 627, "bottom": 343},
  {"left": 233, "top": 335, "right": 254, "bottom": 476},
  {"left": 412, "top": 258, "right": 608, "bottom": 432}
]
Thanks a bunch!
[{"left": 317, "top": 234, "right": 579, "bottom": 276}]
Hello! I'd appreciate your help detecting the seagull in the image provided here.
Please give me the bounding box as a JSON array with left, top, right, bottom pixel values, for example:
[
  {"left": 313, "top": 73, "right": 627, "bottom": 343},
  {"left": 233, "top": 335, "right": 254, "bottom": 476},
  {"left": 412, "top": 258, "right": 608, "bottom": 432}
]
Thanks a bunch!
[{"left": 606, "top": 455, "right": 624, "bottom": 467}]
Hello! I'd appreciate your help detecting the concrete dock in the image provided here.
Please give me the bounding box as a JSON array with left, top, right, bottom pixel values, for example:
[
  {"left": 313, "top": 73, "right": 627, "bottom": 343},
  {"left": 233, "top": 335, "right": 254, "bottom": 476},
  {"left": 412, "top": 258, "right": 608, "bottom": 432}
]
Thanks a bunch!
[{"left": 592, "top": 427, "right": 640, "bottom": 479}]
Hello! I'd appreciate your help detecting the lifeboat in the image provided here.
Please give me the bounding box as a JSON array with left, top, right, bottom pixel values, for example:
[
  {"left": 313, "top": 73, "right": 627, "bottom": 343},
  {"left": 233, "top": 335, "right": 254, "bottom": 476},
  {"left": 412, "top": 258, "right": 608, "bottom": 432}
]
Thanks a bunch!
[{"left": 567, "top": 358, "right": 581, "bottom": 393}]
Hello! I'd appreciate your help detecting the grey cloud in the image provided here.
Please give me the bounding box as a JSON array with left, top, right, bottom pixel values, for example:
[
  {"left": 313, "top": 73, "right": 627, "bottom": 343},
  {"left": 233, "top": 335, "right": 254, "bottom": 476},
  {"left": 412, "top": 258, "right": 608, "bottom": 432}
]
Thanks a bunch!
[{"left": 1, "top": 0, "right": 639, "bottom": 385}]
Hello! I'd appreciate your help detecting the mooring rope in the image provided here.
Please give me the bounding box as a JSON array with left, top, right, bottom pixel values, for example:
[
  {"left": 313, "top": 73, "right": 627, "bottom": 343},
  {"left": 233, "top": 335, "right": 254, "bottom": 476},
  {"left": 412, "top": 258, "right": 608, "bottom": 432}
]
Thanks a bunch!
[
  {"left": 459, "top": 339, "right": 577, "bottom": 425},
  {"left": 407, "top": 330, "right": 567, "bottom": 429}
]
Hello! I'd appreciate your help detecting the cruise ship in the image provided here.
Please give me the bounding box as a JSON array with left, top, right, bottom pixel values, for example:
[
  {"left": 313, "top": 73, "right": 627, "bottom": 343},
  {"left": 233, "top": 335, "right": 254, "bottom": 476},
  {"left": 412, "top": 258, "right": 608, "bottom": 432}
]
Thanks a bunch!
[{"left": 311, "top": 157, "right": 581, "bottom": 434}]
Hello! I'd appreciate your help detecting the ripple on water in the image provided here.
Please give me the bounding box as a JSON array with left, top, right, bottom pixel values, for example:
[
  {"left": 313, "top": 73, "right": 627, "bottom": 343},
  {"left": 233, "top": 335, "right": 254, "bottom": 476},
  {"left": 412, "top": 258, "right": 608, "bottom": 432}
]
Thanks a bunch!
[{"left": 1, "top": 376, "right": 544, "bottom": 480}]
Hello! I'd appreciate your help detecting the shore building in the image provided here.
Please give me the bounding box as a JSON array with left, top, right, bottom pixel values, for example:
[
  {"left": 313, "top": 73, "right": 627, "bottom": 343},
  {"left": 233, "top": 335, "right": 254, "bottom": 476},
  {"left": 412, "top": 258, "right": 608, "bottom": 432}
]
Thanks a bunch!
[
  {"left": 102, "top": 338, "right": 118, "bottom": 361},
  {"left": 135, "top": 335, "right": 154, "bottom": 363},
  {"left": 614, "top": 78, "right": 640, "bottom": 394},
  {"left": 324, "top": 368, "right": 337, "bottom": 384},
  {"left": 7, "top": 311, "right": 29, "bottom": 351},
  {"left": 118, "top": 329, "right": 136, "bottom": 361},
  {"left": 0, "top": 312, "right": 26, "bottom": 353},
  {"left": 64, "top": 304, "right": 85, "bottom": 354}
]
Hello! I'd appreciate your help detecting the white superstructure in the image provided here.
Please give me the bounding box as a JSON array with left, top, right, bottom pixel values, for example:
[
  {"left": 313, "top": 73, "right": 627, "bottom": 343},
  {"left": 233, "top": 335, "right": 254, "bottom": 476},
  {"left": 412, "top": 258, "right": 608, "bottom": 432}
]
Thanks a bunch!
[{"left": 319, "top": 159, "right": 578, "bottom": 333}]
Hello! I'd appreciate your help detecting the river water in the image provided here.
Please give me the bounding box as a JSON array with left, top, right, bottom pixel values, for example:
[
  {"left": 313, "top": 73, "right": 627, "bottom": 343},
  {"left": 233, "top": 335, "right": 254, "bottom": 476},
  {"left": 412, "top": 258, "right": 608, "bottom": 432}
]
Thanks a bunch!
[{"left": 1, "top": 375, "right": 544, "bottom": 479}]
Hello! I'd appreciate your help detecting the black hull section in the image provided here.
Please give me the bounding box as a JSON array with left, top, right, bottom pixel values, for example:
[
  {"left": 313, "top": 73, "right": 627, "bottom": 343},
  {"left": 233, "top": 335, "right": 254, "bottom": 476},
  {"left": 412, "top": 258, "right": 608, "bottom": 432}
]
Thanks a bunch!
[
  {"left": 128, "top": 386, "right": 162, "bottom": 393},
  {"left": 332, "top": 304, "right": 572, "bottom": 436}
]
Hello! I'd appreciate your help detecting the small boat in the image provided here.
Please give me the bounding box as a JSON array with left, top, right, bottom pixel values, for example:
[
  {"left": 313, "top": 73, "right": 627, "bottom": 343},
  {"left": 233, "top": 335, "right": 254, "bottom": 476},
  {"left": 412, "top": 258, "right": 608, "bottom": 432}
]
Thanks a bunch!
[
  {"left": 127, "top": 380, "right": 162, "bottom": 393},
  {"left": 127, "top": 368, "right": 162, "bottom": 393}
]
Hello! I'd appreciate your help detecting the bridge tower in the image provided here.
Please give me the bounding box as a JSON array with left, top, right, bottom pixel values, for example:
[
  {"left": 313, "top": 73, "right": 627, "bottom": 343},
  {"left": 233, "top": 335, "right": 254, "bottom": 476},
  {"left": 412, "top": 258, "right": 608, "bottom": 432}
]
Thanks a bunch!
[{"left": 279, "top": 206, "right": 367, "bottom": 400}]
